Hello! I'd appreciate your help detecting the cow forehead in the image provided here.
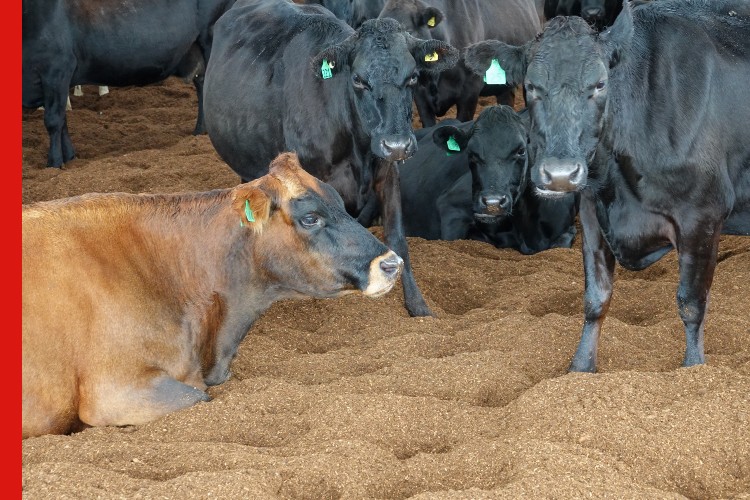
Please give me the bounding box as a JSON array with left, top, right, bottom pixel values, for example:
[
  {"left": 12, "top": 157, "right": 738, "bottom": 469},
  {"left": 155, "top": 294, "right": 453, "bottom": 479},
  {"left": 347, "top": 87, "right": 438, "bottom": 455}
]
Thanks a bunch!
[
  {"left": 529, "top": 21, "right": 607, "bottom": 85},
  {"left": 352, "top": 31, "right": 416, "bottom": 80}
]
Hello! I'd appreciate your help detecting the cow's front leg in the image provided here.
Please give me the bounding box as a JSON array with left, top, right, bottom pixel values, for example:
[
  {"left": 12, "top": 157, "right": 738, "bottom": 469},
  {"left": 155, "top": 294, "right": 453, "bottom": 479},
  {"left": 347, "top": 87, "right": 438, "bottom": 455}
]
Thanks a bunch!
[
  {"left": 676, "top": 217, "right": 723, "bottom": 367},
  {"left": 42, "top": 66, "right": 76, "bottom": 168},
  {"left": 79, "top": 375, "right": 210, "bottom": 428},
  {"left": 374, "top": 159, "right": 432, "bottom": 317},
  {"left": 570, "top": 190, "right": 615, "bottom": 373}
]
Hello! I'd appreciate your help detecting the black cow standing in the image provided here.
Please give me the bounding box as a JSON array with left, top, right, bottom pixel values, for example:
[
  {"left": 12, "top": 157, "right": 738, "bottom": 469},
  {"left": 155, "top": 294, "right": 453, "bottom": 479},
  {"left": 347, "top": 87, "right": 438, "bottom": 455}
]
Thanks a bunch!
[
  {"left": 378, "top": 0, "right": 540, "bottom": 127},
  {"left": 203, "top": 0, "right": 459, "bottom": 317},
  {"left": 22, "top": 0, "right": 236, "bottom": 168},
  {"left": 399, "top": 106, "right": 577, "bottom": 253},
  {"left": 544, "top": 0, "right": 622, "bottom": 29},
  {"left": 465, "top": 0, "right": 750, "bottom": 371}
]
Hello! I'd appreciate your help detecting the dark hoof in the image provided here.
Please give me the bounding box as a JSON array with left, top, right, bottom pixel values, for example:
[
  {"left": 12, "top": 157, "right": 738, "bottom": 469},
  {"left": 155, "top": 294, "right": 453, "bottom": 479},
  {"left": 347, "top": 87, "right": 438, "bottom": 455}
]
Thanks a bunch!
[
  {"left": 568, "top": 360, "right": 597, "bottom": 373},
  {"left": 406, "top": 301, "right": 434, "bottom": 317},
  {"left": 681, "top": 356, "right": 705, "bottom": 368}
]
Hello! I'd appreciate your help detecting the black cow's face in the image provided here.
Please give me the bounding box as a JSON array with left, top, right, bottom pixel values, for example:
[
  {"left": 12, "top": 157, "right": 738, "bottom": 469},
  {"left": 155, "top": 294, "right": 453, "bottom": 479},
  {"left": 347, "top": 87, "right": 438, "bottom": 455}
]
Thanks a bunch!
[
  {"left": 433, "top": 106, "right": 529, "bottom": 221},
  {"left": 463, "top": 3, "right": 633, "bottom": 197},
  {"left": 580, "top": 0, "right": 607, "bottom": 24},
  {"left": 313, "top": 18, "right": 458, "bottom": 162},
  {"left": 236, "top": 153, "right": 403, "bottom": 299}
]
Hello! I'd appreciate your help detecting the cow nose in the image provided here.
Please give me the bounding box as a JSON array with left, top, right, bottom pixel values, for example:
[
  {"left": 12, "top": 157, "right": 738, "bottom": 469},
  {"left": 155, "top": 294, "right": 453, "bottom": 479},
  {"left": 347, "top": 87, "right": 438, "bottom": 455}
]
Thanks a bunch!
[
  {"left": 539, "top": 159, "right": 585, "bottom": 192},
  {"left": 379, "top": 136, "right": 416, "bottom": 161},
  {"left": 481, "top": 195, "right": 510, "bottom": 215},
  {"left": 379, "top": 254, "right": 403, "bottom": 278}
]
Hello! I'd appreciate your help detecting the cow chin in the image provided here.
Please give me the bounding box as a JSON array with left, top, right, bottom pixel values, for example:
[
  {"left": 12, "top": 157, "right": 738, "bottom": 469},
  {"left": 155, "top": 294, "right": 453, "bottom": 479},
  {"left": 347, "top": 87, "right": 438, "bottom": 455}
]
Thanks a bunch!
[{"left": 474, "top": 213, "right": 504, "bottom": 223}]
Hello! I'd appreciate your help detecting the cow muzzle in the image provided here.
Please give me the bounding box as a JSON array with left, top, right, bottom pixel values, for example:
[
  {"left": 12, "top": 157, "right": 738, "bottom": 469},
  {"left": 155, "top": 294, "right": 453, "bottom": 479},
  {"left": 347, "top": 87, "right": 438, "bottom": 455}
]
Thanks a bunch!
[
  {"left": 375, "top": 135, "right": 417, "bottom": 162},
  {"left": 474, "top": 193, "right": 512, "bottom": 221},
  {"left": 536, "top": 158, "right": 586, "bottom": 197},
  {"left": 363, "top": 250, "right": 403, "bottom": 297}
]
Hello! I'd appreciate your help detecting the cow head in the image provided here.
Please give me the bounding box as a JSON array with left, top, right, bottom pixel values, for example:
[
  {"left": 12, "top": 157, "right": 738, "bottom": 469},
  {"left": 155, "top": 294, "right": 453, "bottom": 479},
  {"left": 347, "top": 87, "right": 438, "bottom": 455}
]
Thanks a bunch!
[
  {"left": 464, "top": 1, "right": 633, "bottom": 197},
  {"left": 432, "top": 106, "right": 529, "bottom": 221},
  {"left": 232, "top": 153, "right": 403, "bottom": 298},
  {"left": 312, "top": 18, "right": 458, "bottom": 162},
  {"left": 378, "top": 0, "right": 444, "bottom": 39}
]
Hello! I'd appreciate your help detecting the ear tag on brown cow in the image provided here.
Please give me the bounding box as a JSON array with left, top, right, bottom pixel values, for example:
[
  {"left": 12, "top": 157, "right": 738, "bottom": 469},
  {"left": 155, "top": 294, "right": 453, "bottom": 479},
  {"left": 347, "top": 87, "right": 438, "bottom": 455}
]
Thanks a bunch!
[
  {"left": 424, "top": 51, "right": 439, "bottom": 62},
  {"left": 446, "top": 135, "right": 461, "bottom": 152},
  {"left": 427, "top": 16, "right": 436, "bottom": 27},
  {"left": 484, "top": 59, "right": 507, "bottom": 85},
  {"left": 244, "top": 200, "right": 255, "bottom": 223},
  {"left": 321, "top": 59, "right": 333, "bottom": 79}
]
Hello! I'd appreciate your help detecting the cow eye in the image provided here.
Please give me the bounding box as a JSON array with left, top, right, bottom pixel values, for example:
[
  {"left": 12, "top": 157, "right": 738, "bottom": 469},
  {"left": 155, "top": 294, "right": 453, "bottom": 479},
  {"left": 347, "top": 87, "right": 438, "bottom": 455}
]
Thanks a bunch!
[
  {"left": 525, "top": 83, "right": 535, "bottom": 93},
  {"left": 407, "top": 73, "right": 419, "bottom": 87},
  {"left": 595, "top": 80, "right": 606, "bottom": 91},
  {"left": 352, "top": 74, "right": 369, "bottom": 90},
  {"left": 300, "top": 213, "right": 321, "bottom": 229},
  {"left": 516, "top": 147, "right": 526, "bottom": 157}
]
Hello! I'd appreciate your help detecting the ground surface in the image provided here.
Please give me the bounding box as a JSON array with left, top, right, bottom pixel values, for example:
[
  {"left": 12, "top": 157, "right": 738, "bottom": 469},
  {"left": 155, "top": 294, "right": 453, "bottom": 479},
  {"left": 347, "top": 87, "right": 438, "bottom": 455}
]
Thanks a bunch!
[{"left": 22, "top": 79, "right": 750, "bottom": 499}]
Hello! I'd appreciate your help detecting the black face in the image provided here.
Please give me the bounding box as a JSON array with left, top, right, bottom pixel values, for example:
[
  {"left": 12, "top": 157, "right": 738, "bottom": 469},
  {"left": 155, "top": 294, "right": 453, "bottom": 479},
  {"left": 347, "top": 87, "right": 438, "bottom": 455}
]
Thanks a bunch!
[
  {"left": 272, "top": 181, "right": 399, "bottom": 297},
  {"left": 313, "top": 18, "right": 458, "bottom": 162},
  {"left": 523, "top": 18, "right": 610, "bottom": 197},
  {"left": 434, "top": 106, "right": 529, "bottom": 221},
  {"left": 580, "top": 0, "right": 607, "bottom": 24}
]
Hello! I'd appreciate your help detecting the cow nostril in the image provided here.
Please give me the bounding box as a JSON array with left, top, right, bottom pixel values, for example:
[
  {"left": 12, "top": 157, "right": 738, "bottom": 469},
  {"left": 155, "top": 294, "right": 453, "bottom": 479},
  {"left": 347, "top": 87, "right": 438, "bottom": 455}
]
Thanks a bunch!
[
  {"left": 498, "top": 195, "right": 510, "bottom": 209},
  {"left": 569, "top": 163, "right": 584, "bottom": 185},
  {"left": 379, "top": 256, "right": 402, "bottom": 277},
  {"left": 482, "top": 196, "right": 500, "bottom": 208},
  {"left": 541, "top": 167, "right": 552, "bottom": 186}
]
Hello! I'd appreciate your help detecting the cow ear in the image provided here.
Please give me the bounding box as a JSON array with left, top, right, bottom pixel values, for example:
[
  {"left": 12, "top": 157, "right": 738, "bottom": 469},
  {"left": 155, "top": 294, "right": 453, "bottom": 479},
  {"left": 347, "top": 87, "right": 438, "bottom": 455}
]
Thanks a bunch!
[
  {"left": 432, "top": 125, "right": 469, "bottom": 153},
  {"left": 420, "top": 6, "right": 443, "bottom": 29},
  {"left": 599, "top": 0, "right": 633, "bottom": 68},
  {"left": 231, "top": 183, "right": 272, "bottom": 232},
  {"left": 312, "top": 37, "right": 354, "bottom": 80},
  {"left": 411, "top": 39, "right": 459, "bottom": 74},
  {"left": 464, "top": 40, "right": 530, "bottom": 86}
]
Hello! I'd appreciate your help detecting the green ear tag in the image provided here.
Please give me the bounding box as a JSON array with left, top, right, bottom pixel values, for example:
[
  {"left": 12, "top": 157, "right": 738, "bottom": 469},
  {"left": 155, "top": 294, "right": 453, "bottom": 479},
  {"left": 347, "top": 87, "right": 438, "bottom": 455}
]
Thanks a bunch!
[
  {"left": 483, "top": 58, "right": 507, "bottom": 85},
  {"left": 446, "top": 135, "right": 461, "bottom": 152},
  {"left": 244, "top": 200, "right": 255, "bottom": 223},
  {"left": 321, "top": 59, "right": 333, "bottom": 79}
]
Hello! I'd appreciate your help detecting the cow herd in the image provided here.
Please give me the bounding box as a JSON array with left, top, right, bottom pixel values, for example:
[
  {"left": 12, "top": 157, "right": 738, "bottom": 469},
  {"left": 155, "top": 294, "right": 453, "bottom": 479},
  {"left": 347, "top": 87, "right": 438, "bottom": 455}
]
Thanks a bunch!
[{"left": 22, "top": 0, "right": 750, "bottom": 437}]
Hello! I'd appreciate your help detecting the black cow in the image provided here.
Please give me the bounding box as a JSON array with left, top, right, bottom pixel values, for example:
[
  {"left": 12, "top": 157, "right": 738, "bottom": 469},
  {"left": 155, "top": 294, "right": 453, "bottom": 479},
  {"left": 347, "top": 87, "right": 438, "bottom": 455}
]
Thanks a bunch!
[
  {"left": 204, "top": 0, "right": 459, "bottom": 317},
  {"left": 22, "top": 0, "right": 236, "bottom": 168},
  {"left": 352, "top": 0, "right": 387, "bottom": 28},
  {"left": 378, "top": 0, "right": 540, "bottom": 127},
  {"left": 400, "top": 106, "right": 577, "bottom": 253},
  {"left": 543, "top": 0, "right": 622, "bottom": 29},
  {"left": 465, "top": 0, "right": 750, "bottom": 371},
  {"left": 298, "top": 0, "right": 354, "bottom": 24}
]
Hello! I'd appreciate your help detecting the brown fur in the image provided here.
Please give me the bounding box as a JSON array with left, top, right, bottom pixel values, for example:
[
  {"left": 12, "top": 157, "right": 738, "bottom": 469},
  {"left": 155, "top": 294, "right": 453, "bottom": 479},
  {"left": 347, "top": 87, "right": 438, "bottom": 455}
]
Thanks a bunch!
[{"left": 22, "top": 152, "right": 394, "bottom": 437}]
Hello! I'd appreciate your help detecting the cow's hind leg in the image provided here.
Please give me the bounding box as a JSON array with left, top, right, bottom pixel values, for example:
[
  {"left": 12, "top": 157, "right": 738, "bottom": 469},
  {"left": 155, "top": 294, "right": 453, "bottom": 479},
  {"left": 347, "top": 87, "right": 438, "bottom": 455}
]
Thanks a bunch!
[
  {"left": 192, "top": 73, "right": 206, "bottom": 135},
  {"left": 374, "top": 159, "right": 432, "bottom": 317},
  {"left": 80, "top": 375, "right": 210, "bottom": 428},
  {"left": 570, "top": 190, "right": 616, "bottom": 373}
]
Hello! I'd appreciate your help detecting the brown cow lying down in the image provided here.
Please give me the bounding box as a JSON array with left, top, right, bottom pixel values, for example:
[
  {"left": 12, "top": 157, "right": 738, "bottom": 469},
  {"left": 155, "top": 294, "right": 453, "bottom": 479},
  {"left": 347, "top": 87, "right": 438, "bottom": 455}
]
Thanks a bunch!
[{"left": 22, "top": 152, "right": 403, "bottom": 438}]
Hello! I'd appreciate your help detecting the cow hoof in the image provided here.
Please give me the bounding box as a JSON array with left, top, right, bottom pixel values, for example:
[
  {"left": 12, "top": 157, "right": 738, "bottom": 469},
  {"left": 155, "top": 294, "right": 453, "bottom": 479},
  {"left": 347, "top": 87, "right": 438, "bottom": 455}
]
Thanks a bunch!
[
  {"left": 568, "top": 361, "right": 597, "bottom": 373},
  {"left": 681, "top": 356, "right": 705, "bottom": 368},
  {"left": 407, "top": 302, "right": 434, "bottom": 318}
]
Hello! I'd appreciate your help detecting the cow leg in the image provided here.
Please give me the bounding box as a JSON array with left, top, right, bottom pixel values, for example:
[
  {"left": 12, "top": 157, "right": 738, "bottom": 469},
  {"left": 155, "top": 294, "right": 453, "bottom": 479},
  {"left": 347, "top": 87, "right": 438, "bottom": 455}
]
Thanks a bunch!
[
  {"left": 455, "top": 91, "right": 480, "bottom": 123},
  {"left": 42, "top": 68, "right": 76, "bottom": 168},
  {"left": 374, "top": 159, "right": 432, "bottom": 317},
  {"left": 80, "top": 374, "right": 209, "bottom": 427},
  {"left": 675, "top": 218, "right": 723, "bottom": 367},
  {"left": 192, "top": 73, "right": 206, "bottom": 135},
  {"left": 570, "top": 190, "right": 615, "bottom": 373}
]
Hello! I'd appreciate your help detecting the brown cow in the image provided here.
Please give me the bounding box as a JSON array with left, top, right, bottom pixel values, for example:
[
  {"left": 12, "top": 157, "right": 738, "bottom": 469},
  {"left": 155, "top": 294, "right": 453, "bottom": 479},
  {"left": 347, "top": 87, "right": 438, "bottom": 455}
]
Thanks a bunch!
[{"left": 22, "top": 152, "right": 403, "bottom": 438}]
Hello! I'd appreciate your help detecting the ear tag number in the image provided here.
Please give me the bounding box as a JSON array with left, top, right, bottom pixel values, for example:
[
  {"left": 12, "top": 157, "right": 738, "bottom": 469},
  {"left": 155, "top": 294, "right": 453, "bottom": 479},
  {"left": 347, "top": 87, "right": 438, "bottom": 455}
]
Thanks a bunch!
[
  {"left": 244, "top": 200, "right": 255, "bottom": 223},
  {"left": 483, "top": 58, "right": 507, "bottom": 85},
  {"left": 424, "top": 51, "right": 439, "bottom": 62},
  {"left": 427, "top": 16, "right": 436, "bottom": 27},
  {"left": 321, "top": 59, "right": 333, "bottom": 79},
  {"left": 446, "top": 135, "right": 461, "bottom": 152}
]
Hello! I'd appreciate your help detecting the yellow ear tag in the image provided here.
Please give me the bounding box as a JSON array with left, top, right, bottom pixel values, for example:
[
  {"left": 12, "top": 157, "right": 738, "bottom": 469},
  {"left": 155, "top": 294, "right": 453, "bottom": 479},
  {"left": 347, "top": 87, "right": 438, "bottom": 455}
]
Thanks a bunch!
[
  {"left": 427, "top": 16, "right": 436, "bottom": 27},
  {"left": 424, "top": 51, "right": 439, "bottom": 62}
]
